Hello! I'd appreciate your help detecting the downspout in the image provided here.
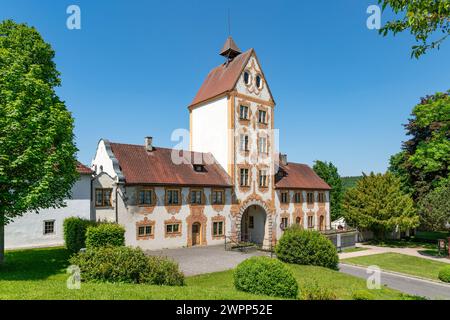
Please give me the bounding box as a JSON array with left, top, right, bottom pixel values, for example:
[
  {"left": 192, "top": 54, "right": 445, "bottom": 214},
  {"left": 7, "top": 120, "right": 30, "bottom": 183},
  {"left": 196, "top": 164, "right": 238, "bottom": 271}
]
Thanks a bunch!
[{"left": 115, "top": 183, "right": 119, "bottom": 223}]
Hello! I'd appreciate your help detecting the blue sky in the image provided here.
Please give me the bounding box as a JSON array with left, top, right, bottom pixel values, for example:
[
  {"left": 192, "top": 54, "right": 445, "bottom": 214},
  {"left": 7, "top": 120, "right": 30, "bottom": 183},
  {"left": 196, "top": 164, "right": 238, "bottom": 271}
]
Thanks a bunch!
[{"left": 1, "top": 0, "right": 449, "bottom": 176}]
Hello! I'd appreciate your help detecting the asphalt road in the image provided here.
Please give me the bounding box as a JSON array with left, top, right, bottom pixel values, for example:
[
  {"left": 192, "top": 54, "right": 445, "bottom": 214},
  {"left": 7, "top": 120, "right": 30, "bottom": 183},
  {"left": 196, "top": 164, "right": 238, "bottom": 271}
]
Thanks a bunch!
[{"left": 339, "top": 263, "right": 450, "bottom": 300}]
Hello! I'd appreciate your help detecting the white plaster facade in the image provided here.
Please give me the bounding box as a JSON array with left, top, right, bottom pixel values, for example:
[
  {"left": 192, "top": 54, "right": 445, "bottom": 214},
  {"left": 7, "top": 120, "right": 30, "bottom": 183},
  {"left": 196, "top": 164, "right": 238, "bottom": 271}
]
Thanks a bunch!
[{"left": 5, "top": 174, "right": 92, "bottom": 250}]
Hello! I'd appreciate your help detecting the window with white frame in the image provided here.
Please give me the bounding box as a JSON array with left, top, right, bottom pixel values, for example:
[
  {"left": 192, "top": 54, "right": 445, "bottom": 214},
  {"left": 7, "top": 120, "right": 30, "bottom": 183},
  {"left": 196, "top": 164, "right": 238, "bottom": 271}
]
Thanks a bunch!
[
  {"left": 213, "top": 221, "right": 224, "bottom": 237},
  {"left": 258, "top": 110, "right": 267, "bottom": 124},
  {"left": 259, "top": 169, "right": 268, "bottom": 188},
  {"left": 258, "top": 136, "right": 268, "bottom": 154},
  {"left": 167, "top": 189, "right": 180, "bottom": 205},
  {"left": 138, "top": 225, "right": 153, "bottom": 237},
  {"left": 240, "top": 105, "right": 249, "bottom": 120},
  {"left": 166, "top": 223, "right": 180, "bottom": 234},
  {"left": 240, "top": 168, "right": 249, "bottom": 187},
  {"left": 240, "top": 134, "right": 249, "bottom": 151},
  {"left": 43, "top": 220, "right": 55, "bottom": 235},
  {"left": 138, "top": 189, "right": 153, "bottom": 206},
  {"left": 190, "top": 190, "right": 203, "bottom": 205},
  {"left": 212, "top": 190, "right": 224, "bottom": 205}
]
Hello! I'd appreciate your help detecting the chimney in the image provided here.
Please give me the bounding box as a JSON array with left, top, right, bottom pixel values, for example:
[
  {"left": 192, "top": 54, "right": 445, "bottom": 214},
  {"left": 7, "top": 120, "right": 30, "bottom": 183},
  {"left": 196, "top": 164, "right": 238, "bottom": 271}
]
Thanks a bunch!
[
  {"left": 280, "top": 154, "right": 288, "bottom": 166},
  {"left": 145, "top": 136, "right": 153, "bottom": 152}
]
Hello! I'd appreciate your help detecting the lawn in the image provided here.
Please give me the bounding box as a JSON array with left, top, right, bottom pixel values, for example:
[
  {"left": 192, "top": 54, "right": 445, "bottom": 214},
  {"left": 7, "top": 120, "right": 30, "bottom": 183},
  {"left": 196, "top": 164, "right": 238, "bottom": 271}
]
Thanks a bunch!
[
  {"left": 0, "top": 247, "right": 413, "bottom": 300},
  {"left": 343, "top": 252, "right": 450, "bottom": 282},
  {"left": 341, "top": 247, "right": 369, "bottom": 253}
]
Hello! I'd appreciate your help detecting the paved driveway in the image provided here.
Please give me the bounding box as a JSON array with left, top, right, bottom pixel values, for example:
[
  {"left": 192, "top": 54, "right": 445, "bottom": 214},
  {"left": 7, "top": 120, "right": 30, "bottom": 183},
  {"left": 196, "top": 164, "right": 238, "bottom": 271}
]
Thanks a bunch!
[
  {"left": 340, "top": 263, "right": 450, "bottom": 300},
  {"left": 146, "top": 245, "right": 270, "bottom": 276}
]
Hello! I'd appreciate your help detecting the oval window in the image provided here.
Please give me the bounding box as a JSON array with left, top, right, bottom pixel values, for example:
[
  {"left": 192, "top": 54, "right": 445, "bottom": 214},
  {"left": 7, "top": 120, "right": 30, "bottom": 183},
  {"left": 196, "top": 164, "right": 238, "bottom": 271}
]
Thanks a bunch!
[
  {"left": 244, "top": 71, "right": 250, "bottom": 85},
  {"left": 256, "top": 75, "right": 262, "bottom": 89}
]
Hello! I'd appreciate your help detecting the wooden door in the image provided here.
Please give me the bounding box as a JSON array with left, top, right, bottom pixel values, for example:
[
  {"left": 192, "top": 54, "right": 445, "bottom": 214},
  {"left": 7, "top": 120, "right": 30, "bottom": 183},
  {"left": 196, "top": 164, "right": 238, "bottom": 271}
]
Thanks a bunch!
[{"left": 192, "top": 223, "right": 201, "bottom": 246}]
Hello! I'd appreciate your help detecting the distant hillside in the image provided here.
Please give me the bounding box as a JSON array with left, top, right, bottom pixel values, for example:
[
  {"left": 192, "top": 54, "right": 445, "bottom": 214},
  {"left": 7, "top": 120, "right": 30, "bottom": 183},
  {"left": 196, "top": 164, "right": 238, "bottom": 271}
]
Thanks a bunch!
[{"left": 341, "top": 176, "right": 362, "bottom": 191}]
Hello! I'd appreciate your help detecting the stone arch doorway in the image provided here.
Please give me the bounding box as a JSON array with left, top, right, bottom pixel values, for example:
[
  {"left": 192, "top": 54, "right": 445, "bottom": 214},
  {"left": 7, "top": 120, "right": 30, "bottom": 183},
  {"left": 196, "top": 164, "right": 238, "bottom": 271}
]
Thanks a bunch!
[
  {"left": 236, "top": 199, "right": 272, "bottom": 249},
  {"left": 192, "top": 222, "right": 201, "bottom": 246}
]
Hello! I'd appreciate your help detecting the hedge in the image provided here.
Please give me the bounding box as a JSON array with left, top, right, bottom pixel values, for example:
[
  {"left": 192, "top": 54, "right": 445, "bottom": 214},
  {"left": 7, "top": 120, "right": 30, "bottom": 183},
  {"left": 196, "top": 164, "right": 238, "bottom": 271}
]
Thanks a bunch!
[
  {"left": 275, "top": 227, "right": 339, "bottom": 270},
  {"left": 63, "top": 217, "right": 96, "bottom": 253},
  {"left": 69, "top": 246, "right": 184, "bottom": 286},
  {"left": 85, "top": 223, "right": 125, "bottom": 250},
  {"left": 234, "top": 256, "right": 298, "bottom": 299}
]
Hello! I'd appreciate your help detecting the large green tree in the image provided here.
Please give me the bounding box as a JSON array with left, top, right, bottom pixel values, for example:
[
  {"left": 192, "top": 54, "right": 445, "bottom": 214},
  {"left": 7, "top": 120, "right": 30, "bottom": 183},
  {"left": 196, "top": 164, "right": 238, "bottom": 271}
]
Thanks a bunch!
[
  {"left": 379, "top": 0, "right": 450, "bottom": 58},
  {"left": 389, "top": 91, "right": 450, "bottom": 200},
  {"left": 343, "top": 172, "right": 419, "bottom": 239},
  {"left": 0, "top": 20, "right": 78, "bottom": 264},
  {"left": 418, "top": 180, "right": 450, "bottom": 231},
  {"left": 313, "top": 161, "right": 343, "bottom": 221}
]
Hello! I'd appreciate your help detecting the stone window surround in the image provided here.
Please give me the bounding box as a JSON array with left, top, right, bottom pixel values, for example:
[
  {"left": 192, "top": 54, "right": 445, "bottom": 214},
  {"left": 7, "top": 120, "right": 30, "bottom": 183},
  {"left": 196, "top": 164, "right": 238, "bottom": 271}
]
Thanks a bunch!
[
  {"left": 211, "top": 215, "right": 226, "bottom": 239},
  {"left": 136, "top": 217, "right": 155, "bottom": 240},
  {"left": 164, "top": 217, "right": 183, "bottom": 238}
]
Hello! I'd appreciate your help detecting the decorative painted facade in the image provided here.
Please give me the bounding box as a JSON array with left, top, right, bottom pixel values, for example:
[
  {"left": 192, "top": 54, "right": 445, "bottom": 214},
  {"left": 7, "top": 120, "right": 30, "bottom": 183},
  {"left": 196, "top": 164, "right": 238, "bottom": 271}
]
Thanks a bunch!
[{"left": 91, "top": 37, "right": 331, "bottom": 251}]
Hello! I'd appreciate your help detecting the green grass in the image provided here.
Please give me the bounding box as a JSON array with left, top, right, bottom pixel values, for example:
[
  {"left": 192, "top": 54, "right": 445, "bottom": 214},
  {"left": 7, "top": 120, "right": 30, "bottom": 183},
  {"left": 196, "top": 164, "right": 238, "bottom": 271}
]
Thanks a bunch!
[
  {"left": 365, "top": 239, "right": 436, "bottom": 249},
  {"left": 341, "top": 247, "right": 369, "bottom": 253},
  {"left": 343, "top": 252, "right": 450, "bottom": 282},
  {"left": 0, "top": 247, "right": 413, "bottom": 300}
]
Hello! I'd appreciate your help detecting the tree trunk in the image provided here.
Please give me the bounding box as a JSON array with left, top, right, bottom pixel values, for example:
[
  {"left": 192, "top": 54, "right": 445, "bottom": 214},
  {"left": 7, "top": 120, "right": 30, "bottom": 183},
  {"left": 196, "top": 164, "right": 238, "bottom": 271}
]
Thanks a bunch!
[{"left": 0, "top": 212, "right": 4, "bottom": 265}]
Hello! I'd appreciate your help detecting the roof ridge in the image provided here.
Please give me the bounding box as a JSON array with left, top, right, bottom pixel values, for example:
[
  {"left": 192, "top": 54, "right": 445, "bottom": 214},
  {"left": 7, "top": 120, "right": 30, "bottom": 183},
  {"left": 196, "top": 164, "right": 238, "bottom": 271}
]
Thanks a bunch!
[{"left": 109, "top": 141, "right": 213, "bottom": 157}]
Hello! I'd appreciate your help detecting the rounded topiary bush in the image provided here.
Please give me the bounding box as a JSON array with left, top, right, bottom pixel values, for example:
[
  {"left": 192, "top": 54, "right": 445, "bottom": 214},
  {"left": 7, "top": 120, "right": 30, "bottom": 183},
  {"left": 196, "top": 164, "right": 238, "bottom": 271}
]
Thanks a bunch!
[
  {"left": 275, "top": 227, "right": 339, "bottom": 270},
  {"left": 85, "top": 223, "right": 125, "bottom": 249},
  {"left": 63, "top": 217, "right": 96, "bottom": 253},
  {"left": 69, "top": 246, "right": 184, "bottom": 286},
  {"left": 438, "top": 265, "right": 450, "bottom": 283},
  {"left": 234, "top": 256, "right": 298, "bottom": 299}
]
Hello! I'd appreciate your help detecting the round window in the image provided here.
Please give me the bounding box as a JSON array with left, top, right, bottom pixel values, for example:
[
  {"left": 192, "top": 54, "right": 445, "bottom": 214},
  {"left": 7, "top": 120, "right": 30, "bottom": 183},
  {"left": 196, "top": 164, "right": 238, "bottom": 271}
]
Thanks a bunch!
[{"left": 256, "top": 74, "right": 262, "bottom": 89}]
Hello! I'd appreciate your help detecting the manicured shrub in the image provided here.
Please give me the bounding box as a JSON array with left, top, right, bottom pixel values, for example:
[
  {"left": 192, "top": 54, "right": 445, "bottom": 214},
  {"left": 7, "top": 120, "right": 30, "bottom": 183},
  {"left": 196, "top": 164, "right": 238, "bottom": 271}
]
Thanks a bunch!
[
  {"left": 438, "top": 265, "right": 450, "bottom": 283},
  {"left": 234, "top": 256, "right": 298, "bottom": 299},
  {"left": 352, "top": 290, "right": 374, "bottom": 300},
  {"left": 85, "top": 223, "right": 125, "bottom": 249},
  {"left": 69, "top": 246, "right": 184, "bottom": 286},
  {"left": 63, "top": 217, "right": 96, "bottom": 253},
  {"left": 299, "top": 280, "right": 337, "bottom": 300},
  {"left": 275, "top": 227, "right": 339, "bottom": 270}
]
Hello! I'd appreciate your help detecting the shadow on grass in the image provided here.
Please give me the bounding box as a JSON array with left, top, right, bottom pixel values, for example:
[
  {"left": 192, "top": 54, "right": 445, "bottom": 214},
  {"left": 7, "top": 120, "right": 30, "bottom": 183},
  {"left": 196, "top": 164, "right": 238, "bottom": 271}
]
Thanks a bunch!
[
  {"left": 0, "top": 247, "right": 70, "bottom": 281},
  {"left": 418, "top": 249, "right": 449, "bottom": 260}
]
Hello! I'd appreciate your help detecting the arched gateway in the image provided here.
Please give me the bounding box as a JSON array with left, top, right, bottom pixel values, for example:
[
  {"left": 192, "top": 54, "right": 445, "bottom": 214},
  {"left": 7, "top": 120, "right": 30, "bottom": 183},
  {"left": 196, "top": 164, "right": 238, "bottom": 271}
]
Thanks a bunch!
[{"left": 234, "top": 199, "right": 273, "bottom": 249}]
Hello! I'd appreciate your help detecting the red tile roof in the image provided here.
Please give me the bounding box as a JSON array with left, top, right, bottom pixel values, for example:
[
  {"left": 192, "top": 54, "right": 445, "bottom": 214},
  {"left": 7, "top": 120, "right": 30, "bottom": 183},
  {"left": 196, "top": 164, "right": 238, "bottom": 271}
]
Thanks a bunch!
[
  {"left": 109, "top": 143, "right": 232, "bottom": 187},
  {"left": 275, "top": 163, "right": 331, "bottom": 190},
  {"left": 76, "top": 161, "right": 93, "bottom": 175},
  {"left": 189, "top": 49, "right": 253, "bottom": 107}
]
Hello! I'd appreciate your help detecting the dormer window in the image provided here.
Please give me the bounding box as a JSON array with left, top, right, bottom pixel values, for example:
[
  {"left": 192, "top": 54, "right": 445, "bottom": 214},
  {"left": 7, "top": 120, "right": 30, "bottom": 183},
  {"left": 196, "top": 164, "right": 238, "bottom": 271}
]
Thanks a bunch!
[
  {"left": 244, "top": 71, "right": 251, "bottom": 85},
  {"left": 193, "top": 164, "right": 206, "bottom": 172}
]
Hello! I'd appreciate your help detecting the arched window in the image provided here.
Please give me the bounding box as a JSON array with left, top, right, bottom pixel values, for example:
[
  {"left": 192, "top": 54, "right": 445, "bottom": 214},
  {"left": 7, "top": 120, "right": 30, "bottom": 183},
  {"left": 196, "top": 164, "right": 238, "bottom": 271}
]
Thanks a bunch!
[
  {"left": 244, "top": 71, "right": 251, "bottom": 85},
  {"left": 256, "top": 74, "right": 262, "bottom": 89},
  {"left": 296, "top": 217, "right": 301, "bottom": 225}
]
